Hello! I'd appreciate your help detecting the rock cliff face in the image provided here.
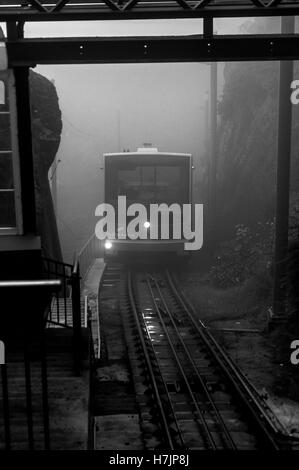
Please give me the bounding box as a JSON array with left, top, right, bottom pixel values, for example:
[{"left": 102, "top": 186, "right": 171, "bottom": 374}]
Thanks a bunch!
[
  {"left": 215, "top": 20, "right": 299, "bottom": 237},
  {"left": 216, "top": 60, "right": 279, "bottom": 233},
  {"left": 30, "top": 70, "right": 63, "bottom": 261}
]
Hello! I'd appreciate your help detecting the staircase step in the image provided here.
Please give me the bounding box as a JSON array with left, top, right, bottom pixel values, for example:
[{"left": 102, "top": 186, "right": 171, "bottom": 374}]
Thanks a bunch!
[{"left": 0, "top": 327, "right": 90, "bottom": 450}]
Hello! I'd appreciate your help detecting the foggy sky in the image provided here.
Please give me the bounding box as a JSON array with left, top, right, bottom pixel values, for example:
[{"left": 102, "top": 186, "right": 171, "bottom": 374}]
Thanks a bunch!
[
  {"left": 39, "top": 61, "right": 214, "bottom": 260},
  {"left": 2, "top": 18, "right": 258, "bottom": 260}
]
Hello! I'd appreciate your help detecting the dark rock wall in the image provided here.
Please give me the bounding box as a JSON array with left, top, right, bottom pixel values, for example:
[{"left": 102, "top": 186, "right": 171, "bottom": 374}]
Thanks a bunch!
[
  {"left": 216, "top": 60, "right": 279, "bottom": 234},
  {"left": 214, "top": 17, "right": 299, "bottom": 238},
  {"left": 30, "top": 70, "right": 63, "bottom": 261}
]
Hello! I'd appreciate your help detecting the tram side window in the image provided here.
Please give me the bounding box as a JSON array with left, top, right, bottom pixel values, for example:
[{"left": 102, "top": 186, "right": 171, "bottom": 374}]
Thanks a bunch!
[{"left": 0, "top": 77, "right": 17, "bottom": 229}]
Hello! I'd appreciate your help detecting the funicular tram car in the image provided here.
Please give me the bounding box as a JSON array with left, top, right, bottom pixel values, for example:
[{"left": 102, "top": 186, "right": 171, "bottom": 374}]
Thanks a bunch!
[{"left": 102, "top": 146, "right": 193, "bottom": 258}]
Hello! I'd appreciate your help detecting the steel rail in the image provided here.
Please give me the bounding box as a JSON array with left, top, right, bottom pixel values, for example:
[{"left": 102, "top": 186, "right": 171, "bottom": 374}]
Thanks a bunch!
[
  {"left": 139, "top": 283, "right": 186, "bottom": 449},
  {"left": 127, "top": 270, "right": 176, "bottom": 449},
  {"left": 151, "top": 272, "right": 237, "bottom": 449},
  {"left": 166, "top": 270, "right": 280, "bottom": 449},
  {"left": 146, "top": 272, "right": 217, "bottom": 450}
]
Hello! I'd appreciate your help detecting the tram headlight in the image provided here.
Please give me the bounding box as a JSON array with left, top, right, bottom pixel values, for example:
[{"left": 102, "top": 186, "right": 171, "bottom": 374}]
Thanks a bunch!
[
  {"left": 144, "top": 221, "right": 150, "bottom": 229},
  {"left": 104, "top": 240, "right": 113, "bottom": 250}
]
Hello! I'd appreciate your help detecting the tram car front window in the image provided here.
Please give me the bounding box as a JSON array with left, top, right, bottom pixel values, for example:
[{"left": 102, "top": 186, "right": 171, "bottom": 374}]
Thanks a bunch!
[
  {"left": 106, "top": 154, "right": 190, "bottom": 206},
  {"left": 103, "top": 149, "right": 192, "bottom": 257}
]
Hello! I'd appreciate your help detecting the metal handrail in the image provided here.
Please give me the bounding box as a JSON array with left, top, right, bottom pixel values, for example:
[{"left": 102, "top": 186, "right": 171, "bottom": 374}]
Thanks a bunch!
[
  {"left": 42, "top": 257, "right": 73, "bottom": 269},
  {"left": 77, "top": 232, "right": 95, "bottom": 259},
  {"left": 76, "top": 232, "right": 102, "bottom": 281},
  {"left": 72, "top": 252, "right": 79, "bottom": 275},
  {"left": 0, "top": 262, "right": 87, "bottom": 450},
  {"left": 0, "top": 280, "right": 61, "bottom": 288},
  {"left": 42, "top": 256, "right": 83, "bottom": 374},
  {"left": 0, "top": 278, "right": 61, "bottom": 450}
]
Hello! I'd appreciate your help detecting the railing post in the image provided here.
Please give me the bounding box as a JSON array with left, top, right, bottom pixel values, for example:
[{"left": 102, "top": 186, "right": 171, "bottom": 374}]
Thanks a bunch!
[
  {"left": 71, "top": 264, "right": 82, "bottom": 375},
  {"left": 40, "top": 328, "right": 50, "bottom": 450},
  {"left": 1, "top": 364, "right": 11, "bottom": 450},
  {"left": 24, "top": 342, "right": 34, "bottom": 450}
]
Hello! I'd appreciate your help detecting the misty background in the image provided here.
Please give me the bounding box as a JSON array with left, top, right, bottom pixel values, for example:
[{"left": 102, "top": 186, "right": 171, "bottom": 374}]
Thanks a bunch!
[
  {"left": 37, "top": 62, "right": 216, "bottom": 262},
  {"left": 12, "top": 17, "right": 285, "bottom": 262}
]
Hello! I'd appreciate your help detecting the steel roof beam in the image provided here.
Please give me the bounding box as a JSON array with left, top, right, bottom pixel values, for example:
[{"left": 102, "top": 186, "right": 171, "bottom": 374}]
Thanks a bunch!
[
  {"left": 1, "top": 3, "right": 299, "bottom": 21},
  {"left": 6, "top": 34, "right": 299, "bottom": 64}
]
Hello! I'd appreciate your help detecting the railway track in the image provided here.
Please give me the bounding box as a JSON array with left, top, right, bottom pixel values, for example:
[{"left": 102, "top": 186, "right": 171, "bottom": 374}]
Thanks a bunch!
[{"left": 119, "top": 267, "right": 291, "bottom": 450}]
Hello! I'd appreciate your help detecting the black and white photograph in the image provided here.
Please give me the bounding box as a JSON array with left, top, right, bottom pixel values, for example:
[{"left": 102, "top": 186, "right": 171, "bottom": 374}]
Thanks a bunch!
[{"left": 1, "top": 0, "right": 299, "bottom": 458}]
